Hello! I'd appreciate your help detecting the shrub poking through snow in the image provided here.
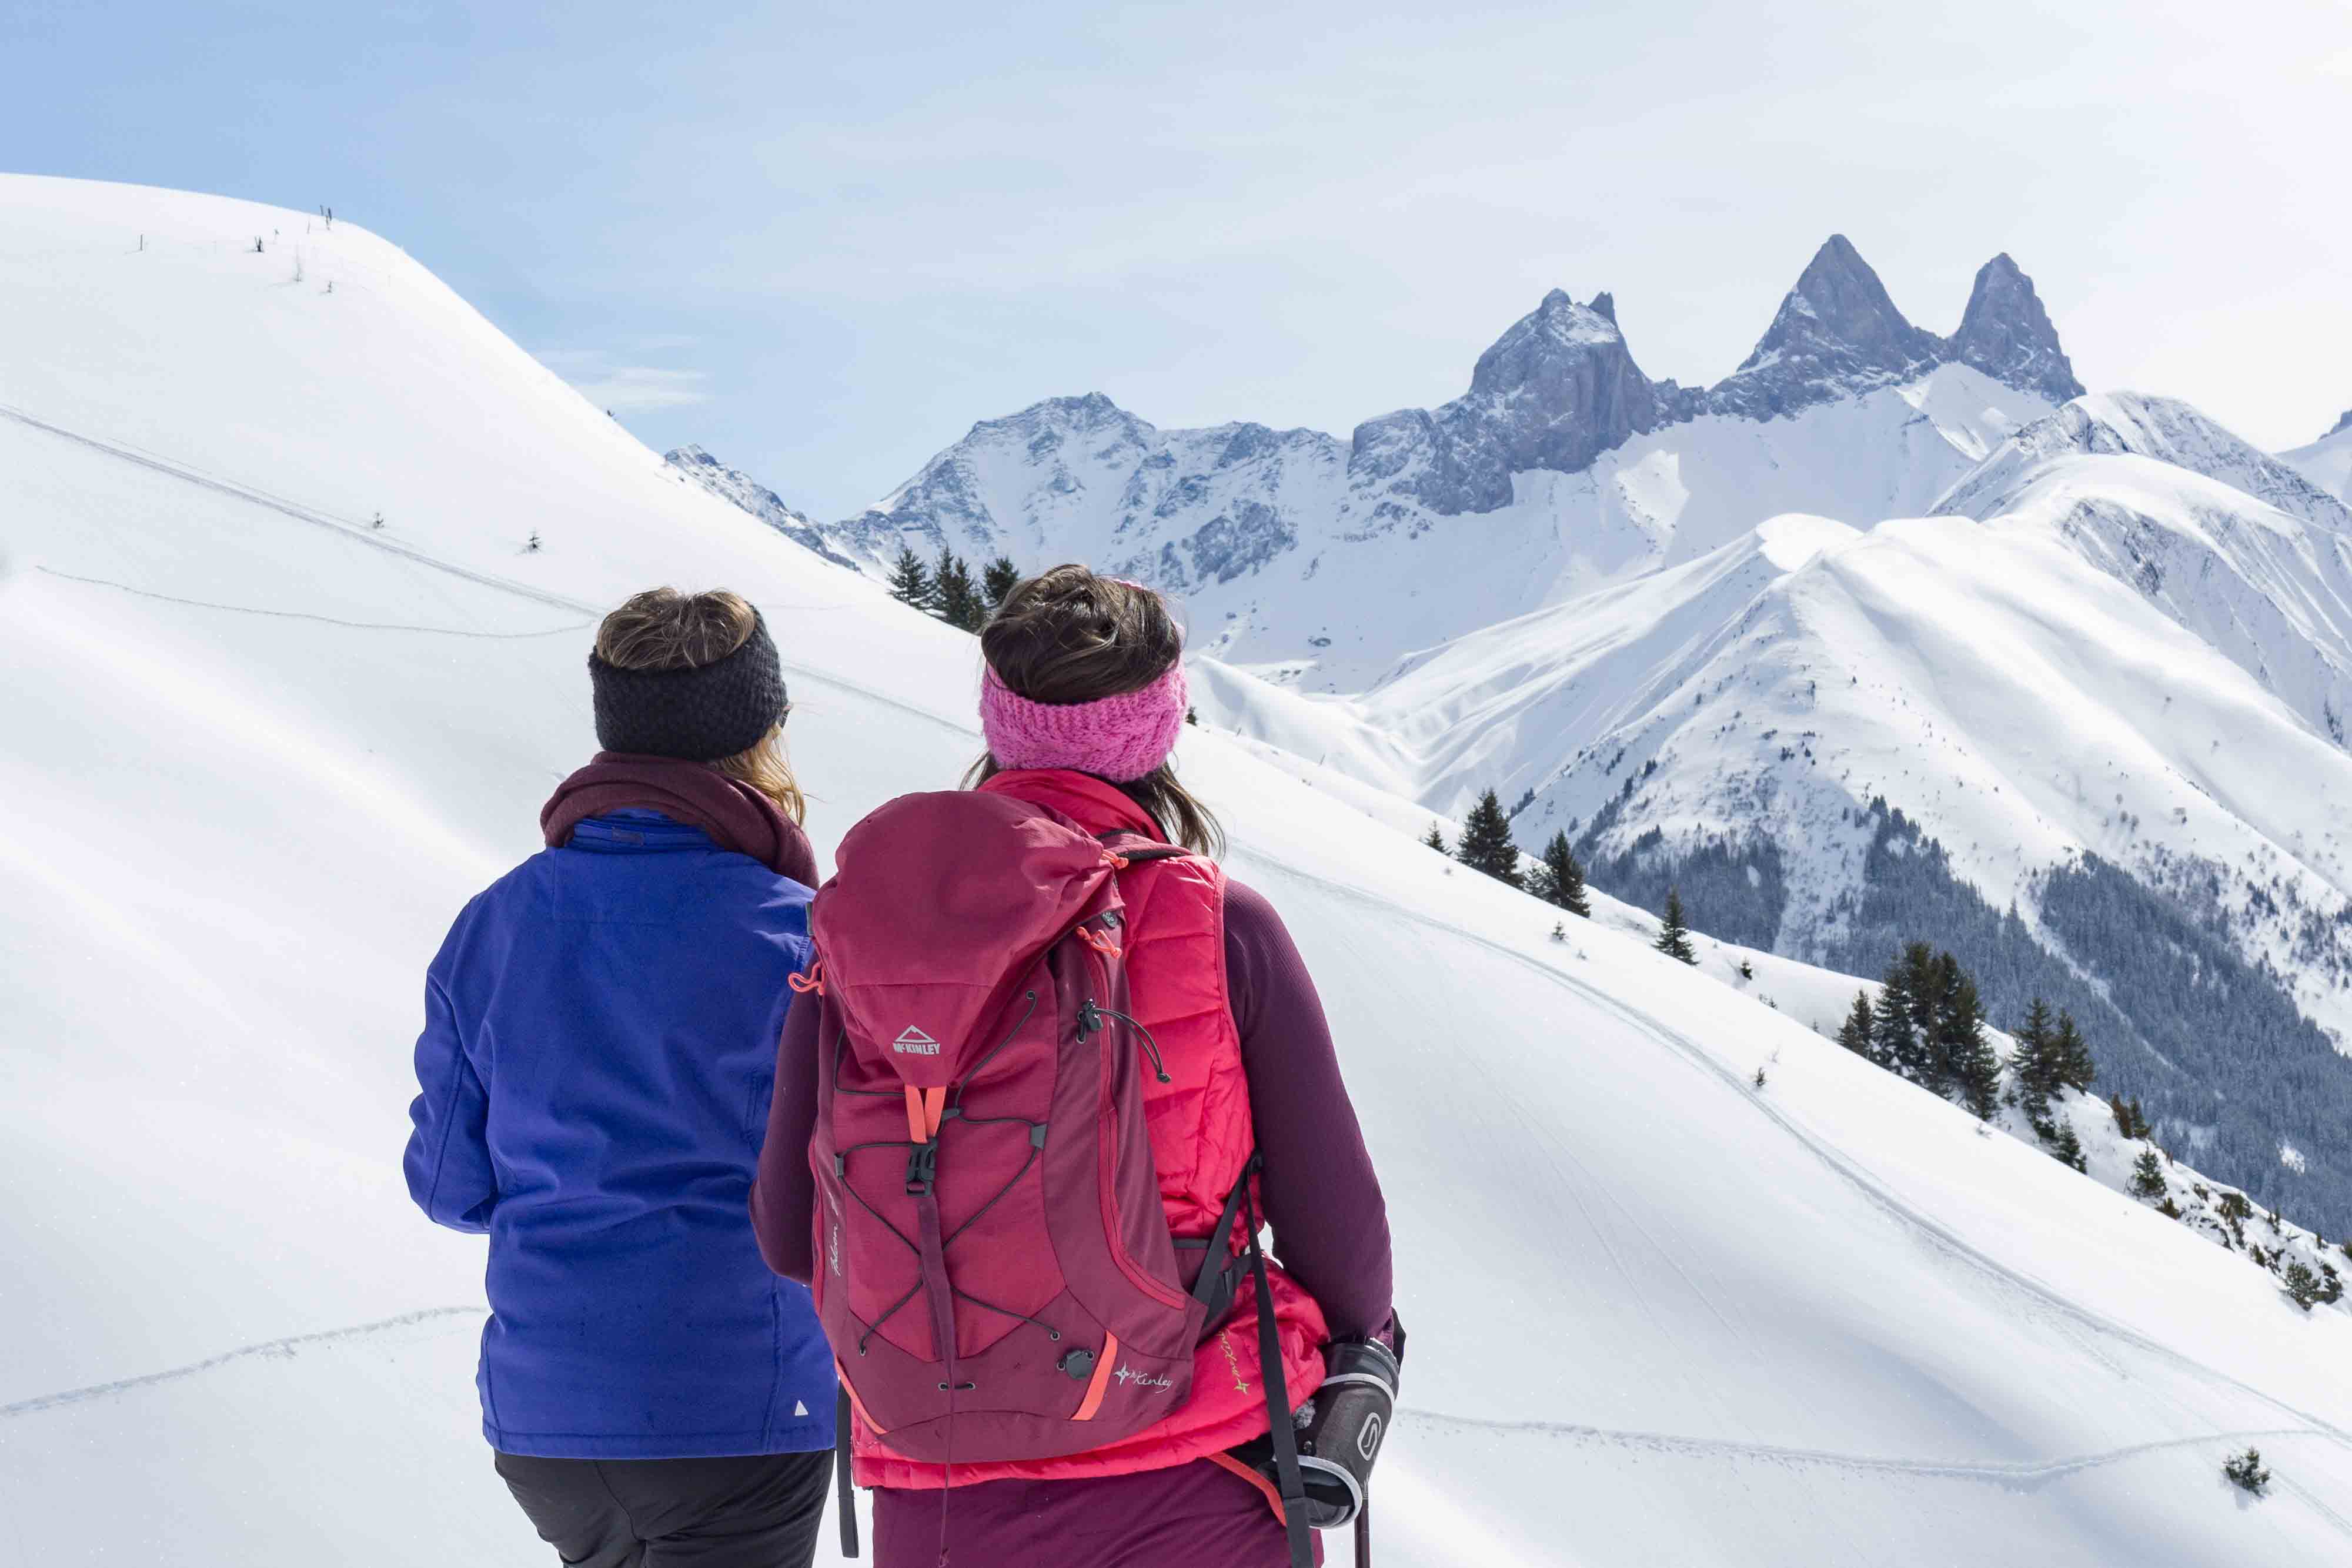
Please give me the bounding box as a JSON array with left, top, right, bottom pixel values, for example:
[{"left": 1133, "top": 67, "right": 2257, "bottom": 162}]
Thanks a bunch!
[
  {"left": 2222, "top": 1447, "right": 2270, "bottom": 1495},
  {"left": 2282, "top": 1261, "right": 2324, "bottom": 1311}
]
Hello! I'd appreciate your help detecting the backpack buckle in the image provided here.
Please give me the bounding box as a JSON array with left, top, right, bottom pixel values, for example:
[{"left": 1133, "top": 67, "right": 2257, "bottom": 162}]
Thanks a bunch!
[{"left": 904, "top": 1142, "right": 938, "bottom": 1195}]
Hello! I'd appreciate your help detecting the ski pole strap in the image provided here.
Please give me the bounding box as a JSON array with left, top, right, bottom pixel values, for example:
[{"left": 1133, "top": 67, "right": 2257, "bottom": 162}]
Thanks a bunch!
[
  {"left": 835, "top": 1382, "right": 858, "bottom": 1558},
  {"left": 1242, "top": 1169, "right": 1314, "bottom": 1568}
]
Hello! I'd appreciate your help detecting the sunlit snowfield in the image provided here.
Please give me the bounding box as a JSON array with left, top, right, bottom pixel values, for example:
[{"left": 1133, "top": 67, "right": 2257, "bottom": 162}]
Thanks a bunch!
[{"left": 5, "top": 176, "right": 2351, "bottom": 1566}]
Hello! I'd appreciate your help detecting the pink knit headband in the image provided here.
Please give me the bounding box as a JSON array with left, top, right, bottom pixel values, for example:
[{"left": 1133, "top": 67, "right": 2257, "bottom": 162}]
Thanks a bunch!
[{"left": 980, "top": 661, "right": 1188, "bottom": 783}]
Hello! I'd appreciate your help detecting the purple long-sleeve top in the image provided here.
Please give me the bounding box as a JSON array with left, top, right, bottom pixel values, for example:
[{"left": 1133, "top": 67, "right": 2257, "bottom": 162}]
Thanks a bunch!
[{"left": 750, "top": 876, "right": 1393, "bottom": 1339}]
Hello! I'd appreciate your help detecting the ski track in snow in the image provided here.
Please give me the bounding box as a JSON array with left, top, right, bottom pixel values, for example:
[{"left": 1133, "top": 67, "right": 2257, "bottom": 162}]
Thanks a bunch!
[
  {"left": 0, "top": 1308, "right": 482, "bottom": 1419},
  {"left": 1398, "top": 1406, "right": 2324, "bottom": 1489},
  {"left": 1235, "top": 846, "right": 2352, "bottom": 1456},
  {"left": 0, "top": 400, "right": 592, "bottom": 615},
  {"left": 33, "top": 566, "right": 594, "bottom": 638},
  {"left": 0, "top": 400, "right": 880, "bottom": 623},
  {"left": 13, "top": 1298, "right": 2337, "bottom": 1529},
  {"left": 4, "top": 399, "right": 983, "bottom": 747}
]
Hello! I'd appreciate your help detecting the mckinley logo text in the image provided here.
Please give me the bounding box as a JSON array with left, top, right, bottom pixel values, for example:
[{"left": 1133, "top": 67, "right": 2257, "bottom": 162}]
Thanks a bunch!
[{"left": 891, "top": 1026, "right": 941, "bottom": 1057}]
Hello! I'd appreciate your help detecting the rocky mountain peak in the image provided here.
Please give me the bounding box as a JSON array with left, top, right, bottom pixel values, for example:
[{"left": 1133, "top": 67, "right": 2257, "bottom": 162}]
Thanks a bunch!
[
  {"left": 1949, "top": 253, "right": 2084, "bottom": 404},
  {"left": 2328, "top": 409, "right": 2352, "bottom": 439},
  {"left": 1716, "top": 235, "right": 1943, "bottom": 419},
  {"left": 1468, "top": 289, "right": 1631, "bottom": 389},
  {"left": 1588, "top": 291, "right": 1617, "bottom": 323},
  {"left": 1354, "top": 286, "right": 1666, "bottom": 514}
]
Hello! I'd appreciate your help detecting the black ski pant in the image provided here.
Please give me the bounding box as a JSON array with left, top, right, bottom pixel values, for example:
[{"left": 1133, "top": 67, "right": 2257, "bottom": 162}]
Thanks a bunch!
[{"left": 495, "top": 1449, "right": 832, "bottom": 1568}]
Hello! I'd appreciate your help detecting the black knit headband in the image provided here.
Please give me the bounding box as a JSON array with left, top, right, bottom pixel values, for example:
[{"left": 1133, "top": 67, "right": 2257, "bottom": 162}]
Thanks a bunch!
[{"left": 588, "top": 610, "right": 789, "bottom": 762}]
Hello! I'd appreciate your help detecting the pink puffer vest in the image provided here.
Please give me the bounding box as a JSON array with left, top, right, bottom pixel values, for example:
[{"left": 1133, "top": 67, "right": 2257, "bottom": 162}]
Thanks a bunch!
[{"left": 850, "top": 769, "right": 1328, "bottom": 1489}]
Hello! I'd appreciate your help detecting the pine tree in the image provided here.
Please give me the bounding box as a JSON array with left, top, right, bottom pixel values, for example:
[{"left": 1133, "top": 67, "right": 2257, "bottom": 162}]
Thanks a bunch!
[
  {"left": 2049, "top": 1121, "right": 2087, "bottom": 1172},
  {"left": 2053, "top": 1011, "right": 2096, "bottom": 1091},
  {"left": 1527, "top": 831, "right": 1590, "bottom": 917},
  {"left": 887, "top": 544, "right": 933, "bottom": 609},
  {"left": 1876, "top": 950, "right": 1937, "bottom": 1083},
  {"left": 2109, "top": 1094, "right": 2151, "bottom": 1141},
  {"left": 1422, "top": 823, "right": 1446, "bottom": 854},
  {"left": 1836, "top": 992, "right": 1875, "bottom": 1058},
  {"left": 1454, "top": 789, "right": 1524, "bottom": 887},
  {"left": 2130, "top": 1148, "right": 2168, "bottom": 1201},
  {"left": 1869, "top": 980, "right": 1912, "bottom": 1074},
  {"left": 982, "top": 555, "right": 1021, "bottom": 608},
  {"left": 1927, "top": 960, "right": 1996, "bottom": 1113},
  {"left": 2011, "top": 997, "right": 2059, "bottom": 1125},
  {"left": 1653, "top": 888, "right": 1698, "bottom": 965},
  {"left": 932, "top": 547, "right": 985, "bottom": 630},
  {"left": 1946, "top": 975, "right": 2002, "bottom": 1120}
]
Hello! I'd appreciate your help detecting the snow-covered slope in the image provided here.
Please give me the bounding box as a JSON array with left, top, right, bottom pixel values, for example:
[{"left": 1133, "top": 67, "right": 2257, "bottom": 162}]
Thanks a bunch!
[
  {"left": 1932, "top": 394, "right": 2352, "bottom": 749},
  {"left": 1171, "top": 721, "right": 2350, "bottom": 1313},
  {"left": 9, "top": 177, "right": 2352, "bottom": 1567},
  {"left": 1196, "top": 483, "right": 2352, "bottom": 1231},
  {"left": 2284, "top": 409, "right": 2352, "bottom": 504},
  {"left": 803, "top": 240, "right": 2066, "bottom": 688}
]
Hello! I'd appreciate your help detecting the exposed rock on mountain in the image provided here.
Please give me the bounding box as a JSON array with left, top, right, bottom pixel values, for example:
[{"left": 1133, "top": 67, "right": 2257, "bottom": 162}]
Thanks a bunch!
[
  {"left": 664, "top": 444, "right": 856, "bottom": 567},
  {"left": 1947, "top": 253, "right": 2086, "bottom": 406},
  {"left": 1348, "top": 289, "right": 1679, "bottom": 516},
  {"left": 712, "top": 234, "right": 2076, "bottom": 684},
  {"left": 1709, "top": 235, "right": 1946, "bottom": 419}
]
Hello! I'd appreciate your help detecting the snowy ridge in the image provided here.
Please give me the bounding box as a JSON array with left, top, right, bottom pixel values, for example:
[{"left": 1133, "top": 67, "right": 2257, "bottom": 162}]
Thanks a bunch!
[
  {"left": 804, "top": 236, "right": 2070, "bottom": 687},
  {"left": 8, "top": 176, "right": 2352, "bottom": 1565},
  {"left": 2284, "top": 409, "right": 2352, "bottom": 504},
  {"left": 664, "top": 442, "right": 857, "bottom": 567},
  {"left": 1196, "top": 476, "right": 2352, "bottom": 1229},
  {"left": 1935, "top": 394, "right": 2352, "bottom": 749}
]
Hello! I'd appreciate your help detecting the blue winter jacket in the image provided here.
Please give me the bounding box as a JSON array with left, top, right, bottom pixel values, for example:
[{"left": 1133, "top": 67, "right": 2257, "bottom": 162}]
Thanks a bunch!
[{"left": 404, "top": 810, "right": 836, "bottom": 1459}]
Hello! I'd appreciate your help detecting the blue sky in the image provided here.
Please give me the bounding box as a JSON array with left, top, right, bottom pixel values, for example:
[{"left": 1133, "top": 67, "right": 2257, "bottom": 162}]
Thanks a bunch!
[{"left": 6, "top": 1, "right": 2348, "bottom": 518}]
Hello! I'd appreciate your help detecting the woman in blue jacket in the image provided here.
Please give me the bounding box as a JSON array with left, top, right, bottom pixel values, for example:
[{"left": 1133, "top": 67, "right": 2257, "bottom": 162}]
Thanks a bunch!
[{"left": 406, "top": 587, "right": 837, "bottom": 1567}]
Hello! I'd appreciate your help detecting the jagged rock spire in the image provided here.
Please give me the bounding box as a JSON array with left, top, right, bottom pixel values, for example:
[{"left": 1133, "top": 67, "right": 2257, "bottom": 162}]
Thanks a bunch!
[
  {"left": 1352, "top": 287, "right": 1667, "bottom": 514},
  {"left": 1715, "top": 235, "right": 1943, "bottom": 419},
  {"left": 2328, "top": 409, "right": 2352, "bottom": 439},
  {"left": 1950, "top": 253, "right": 2084, "bottom": 404}
]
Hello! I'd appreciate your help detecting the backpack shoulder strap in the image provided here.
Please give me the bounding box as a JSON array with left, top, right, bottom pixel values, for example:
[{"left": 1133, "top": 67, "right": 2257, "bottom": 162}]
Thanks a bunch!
[{"left": 1096, "top": 828, "right": 1190, "bottom": 866}]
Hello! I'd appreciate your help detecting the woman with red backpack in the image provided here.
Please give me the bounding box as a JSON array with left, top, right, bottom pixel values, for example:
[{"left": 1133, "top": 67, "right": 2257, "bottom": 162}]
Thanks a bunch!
[{"left": 750, "top": 565, "right": 1395, "bottom": 1567}]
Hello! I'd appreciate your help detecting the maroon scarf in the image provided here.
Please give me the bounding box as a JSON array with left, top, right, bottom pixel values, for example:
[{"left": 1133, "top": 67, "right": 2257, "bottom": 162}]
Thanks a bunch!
[{"left": 540, "top": 751, "right": 821, "bottom": 888}]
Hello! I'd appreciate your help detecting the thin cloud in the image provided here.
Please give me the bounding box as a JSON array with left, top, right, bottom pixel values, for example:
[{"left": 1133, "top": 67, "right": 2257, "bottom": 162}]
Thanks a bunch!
[{"left": 537, "top": 350, "right": 711, "bottom": 411}]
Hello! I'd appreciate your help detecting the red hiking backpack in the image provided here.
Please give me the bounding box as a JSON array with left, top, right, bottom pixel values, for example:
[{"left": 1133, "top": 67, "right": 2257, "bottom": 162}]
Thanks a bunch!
[{"left": 801, "top": 790, "right": 1220, "bottom": 1478}]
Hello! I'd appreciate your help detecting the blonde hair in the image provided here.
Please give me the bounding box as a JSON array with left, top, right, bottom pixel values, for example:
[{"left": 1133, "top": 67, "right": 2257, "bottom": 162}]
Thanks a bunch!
[{"left": 594, "top": 587, "right": 806, "bottom": 824}]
